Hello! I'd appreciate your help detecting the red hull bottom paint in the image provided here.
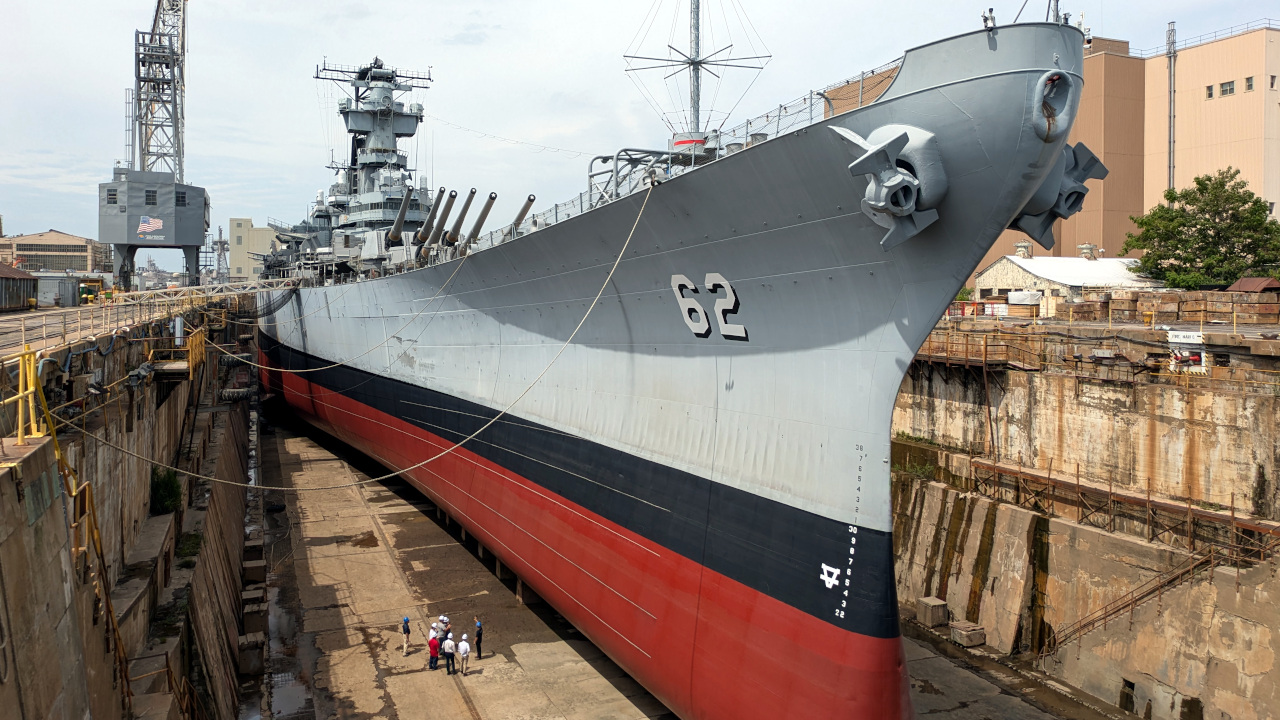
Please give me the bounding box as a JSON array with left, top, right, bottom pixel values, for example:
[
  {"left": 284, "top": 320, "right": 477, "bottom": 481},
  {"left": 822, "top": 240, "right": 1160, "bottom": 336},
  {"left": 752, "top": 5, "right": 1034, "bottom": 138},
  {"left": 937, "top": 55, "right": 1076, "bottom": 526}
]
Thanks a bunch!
[{"left": 261, "top": 357, "right": 911, "bottom": 719}]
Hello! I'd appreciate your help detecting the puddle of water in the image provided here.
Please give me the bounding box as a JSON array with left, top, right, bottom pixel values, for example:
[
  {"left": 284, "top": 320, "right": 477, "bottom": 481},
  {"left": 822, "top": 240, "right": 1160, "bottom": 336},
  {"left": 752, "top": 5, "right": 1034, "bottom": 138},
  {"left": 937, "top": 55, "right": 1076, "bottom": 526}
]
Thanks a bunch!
[
  {"left": 268, "top": 586, "right": 295, "bottom": 656},
  {"left": 238, "top": 698, "right": 263, "bottom": 720},
  {"left": 270, "top": 671, "right": 310, "bottom": 716}
]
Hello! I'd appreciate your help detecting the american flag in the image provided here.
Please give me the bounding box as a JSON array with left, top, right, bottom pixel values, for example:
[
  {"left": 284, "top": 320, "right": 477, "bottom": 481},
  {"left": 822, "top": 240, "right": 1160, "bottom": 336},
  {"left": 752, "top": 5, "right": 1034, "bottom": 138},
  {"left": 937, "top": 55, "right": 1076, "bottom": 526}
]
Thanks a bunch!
[{"left": 137, "top": 216, "right": 164, "bottom": 232}]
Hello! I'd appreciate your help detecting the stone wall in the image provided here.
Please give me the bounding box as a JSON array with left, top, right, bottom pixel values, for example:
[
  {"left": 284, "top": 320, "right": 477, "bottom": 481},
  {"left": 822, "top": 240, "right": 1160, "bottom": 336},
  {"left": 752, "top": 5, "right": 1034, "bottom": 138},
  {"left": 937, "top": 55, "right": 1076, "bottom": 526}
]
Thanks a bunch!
[
  {"left": 893, "top": 363, "right": 1280, "bottom": 520},
  {"left": 0, "top": 374, "right": 197, "bottom": 719},
  {"left": 893, "top": 476, "right": 1037, "bottom": 653},
  {"left": 65, "top": 381, "right": 189, "bottom": 588},
  {"left": 894, "top": 473, "right": 1280, "bottom": 720},
  {"left": 190, "top": 404, "right": 250, "bottom": 720},
  {"left": 1047, "top": 517, "right": 1279, "bottom": 720}
]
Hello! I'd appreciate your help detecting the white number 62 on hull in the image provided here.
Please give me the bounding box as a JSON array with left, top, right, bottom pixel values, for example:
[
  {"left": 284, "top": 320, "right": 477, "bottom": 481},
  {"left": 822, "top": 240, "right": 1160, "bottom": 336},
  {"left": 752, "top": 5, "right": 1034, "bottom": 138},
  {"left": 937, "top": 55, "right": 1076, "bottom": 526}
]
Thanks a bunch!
[{"left": 670, "top": 273, "right": 748, "bottom": 341}]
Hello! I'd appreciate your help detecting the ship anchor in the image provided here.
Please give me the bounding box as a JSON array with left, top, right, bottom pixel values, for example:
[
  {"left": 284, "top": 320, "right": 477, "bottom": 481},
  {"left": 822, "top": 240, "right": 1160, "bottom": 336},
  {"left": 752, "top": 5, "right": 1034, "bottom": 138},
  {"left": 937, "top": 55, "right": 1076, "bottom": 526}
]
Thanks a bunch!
[{"left": 831, "top": 124, "right": 948, "bottom": 251}]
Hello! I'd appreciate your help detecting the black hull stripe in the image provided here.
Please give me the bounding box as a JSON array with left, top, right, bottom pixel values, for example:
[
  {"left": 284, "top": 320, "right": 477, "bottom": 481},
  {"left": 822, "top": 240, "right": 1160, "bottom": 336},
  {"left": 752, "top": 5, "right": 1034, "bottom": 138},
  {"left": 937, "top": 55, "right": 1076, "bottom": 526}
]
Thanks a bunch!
[{"left": 261, "top": 334, "right": 900, "bottom": 639}]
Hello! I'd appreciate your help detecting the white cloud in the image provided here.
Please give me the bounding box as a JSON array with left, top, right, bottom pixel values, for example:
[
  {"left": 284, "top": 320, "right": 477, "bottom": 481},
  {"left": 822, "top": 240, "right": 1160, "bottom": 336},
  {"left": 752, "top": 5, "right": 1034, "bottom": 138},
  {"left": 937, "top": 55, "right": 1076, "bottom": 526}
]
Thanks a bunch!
[{"left": 0, "top": 0, "right": 1266, "bottom": 270}]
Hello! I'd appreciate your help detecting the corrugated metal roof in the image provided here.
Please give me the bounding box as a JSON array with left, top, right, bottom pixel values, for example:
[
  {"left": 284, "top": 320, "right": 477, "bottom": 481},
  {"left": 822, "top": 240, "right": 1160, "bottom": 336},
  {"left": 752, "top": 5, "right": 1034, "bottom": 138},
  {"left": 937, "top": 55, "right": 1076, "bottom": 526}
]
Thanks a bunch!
[
  {"left": 1225, "top": 277, "right": 1280, "bottom": 292},
  {"left": 982, "top": 256, "right": 1158, "bottom": 288},
  {"left": 0, "top": 264, "right": 38, "bottom": 280}
]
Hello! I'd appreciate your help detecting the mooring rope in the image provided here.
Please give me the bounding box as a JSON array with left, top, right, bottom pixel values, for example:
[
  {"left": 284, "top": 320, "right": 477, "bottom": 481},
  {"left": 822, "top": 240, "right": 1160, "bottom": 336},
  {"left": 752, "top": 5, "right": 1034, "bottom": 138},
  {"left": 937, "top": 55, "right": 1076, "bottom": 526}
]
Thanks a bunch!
[
  {"left": 46, "top": 185, "right": 655, "bottom": 492},
  {"left": 207, "top": 250, "right": 473, "bottom": 374}
]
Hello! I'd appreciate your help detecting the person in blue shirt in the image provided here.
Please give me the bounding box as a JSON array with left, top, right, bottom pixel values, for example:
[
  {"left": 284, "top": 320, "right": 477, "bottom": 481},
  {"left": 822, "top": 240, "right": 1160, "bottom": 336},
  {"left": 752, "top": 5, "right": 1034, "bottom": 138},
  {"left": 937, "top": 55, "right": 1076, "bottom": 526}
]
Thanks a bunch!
[
  {"left": 473, "top": 616, "right": 483, "bottom": 659},
  {"left": 401, "top": 616, "right": 411, "bottom": 656}
]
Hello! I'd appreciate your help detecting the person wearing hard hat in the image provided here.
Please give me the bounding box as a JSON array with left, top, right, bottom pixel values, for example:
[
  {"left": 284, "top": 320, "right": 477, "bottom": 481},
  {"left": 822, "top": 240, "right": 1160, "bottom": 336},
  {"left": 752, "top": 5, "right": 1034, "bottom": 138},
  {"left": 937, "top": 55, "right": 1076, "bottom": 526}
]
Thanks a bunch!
[
  {"left": 458, "top": 634, "right": 472, "bottom": 676},
  {"left": 400, "top": 616, "right": 412, "bottom": 656},
  {"left": 428, "top": 631, "right": 441, "bottom": 670},
  {"left": 442, "top": 632, "right": 457, "bottom": 675}
]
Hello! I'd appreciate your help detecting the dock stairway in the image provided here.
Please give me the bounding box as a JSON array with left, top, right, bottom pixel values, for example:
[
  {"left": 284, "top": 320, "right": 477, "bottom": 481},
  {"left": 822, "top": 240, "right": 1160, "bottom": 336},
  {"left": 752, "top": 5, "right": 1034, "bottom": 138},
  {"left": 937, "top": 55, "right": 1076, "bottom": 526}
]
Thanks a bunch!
[{"left": 1040, "top": 536, "right": 1280, "bottom": 664}]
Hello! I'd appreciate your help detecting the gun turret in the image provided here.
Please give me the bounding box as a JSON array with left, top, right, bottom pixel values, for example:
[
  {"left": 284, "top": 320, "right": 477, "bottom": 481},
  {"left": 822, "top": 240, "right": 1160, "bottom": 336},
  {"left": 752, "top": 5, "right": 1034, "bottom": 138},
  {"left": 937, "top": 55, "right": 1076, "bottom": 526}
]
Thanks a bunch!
[
  {"left": 428, "top": 190, "right": 458, "bottom": 245},
  {"left": 415, "top": 187, "right": 446, "bottom": 244},
  {"left": 467, "top": 192, "right": 498, "bottom": 245},
  {"left": 447, "top": 189, "right": 478, "bottom": 246},
  {"left": 386, "top": 189, "right": 414, "bottom": 246}
]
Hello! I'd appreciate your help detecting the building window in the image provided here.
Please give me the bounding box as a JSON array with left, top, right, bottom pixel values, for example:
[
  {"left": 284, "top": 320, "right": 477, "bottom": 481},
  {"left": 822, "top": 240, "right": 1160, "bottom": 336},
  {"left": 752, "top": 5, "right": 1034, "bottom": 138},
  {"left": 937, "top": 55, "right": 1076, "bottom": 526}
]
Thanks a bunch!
[
  {"left": 1272, "top": 75, "right": 1277, "bottom": 89},
  {"left": 145, "top": 189, "right": 157, "bottom": 205},
  {"left": 236, "top": 236, "right": 243, "bottom": 245},
  {"left": 252, "top": 266, "right": 263, "bottom": 274},
  {"left": 1245, "top": 76, "right": 1254, "bottom": 91},
  {"left": 1271, "top": 202, "right": 1276, "bottom": 215},
  {"left": 175, "top": 191, "right": 186, "bottom": 207},
  {"left": 1220, "top": 81, "right": 1235, "bottom": 96},
  {"left": 1205, "top": 85, "right": 1213, "bottom": 99},
  {"left": 235, "top": 221, "right": 243, "bottom": 228},
  {"left": 235, "top": 267, "right": 243, "bottom": 274},
  {"left": 106, "top": 189, "right": 118, "bottom": 205}
]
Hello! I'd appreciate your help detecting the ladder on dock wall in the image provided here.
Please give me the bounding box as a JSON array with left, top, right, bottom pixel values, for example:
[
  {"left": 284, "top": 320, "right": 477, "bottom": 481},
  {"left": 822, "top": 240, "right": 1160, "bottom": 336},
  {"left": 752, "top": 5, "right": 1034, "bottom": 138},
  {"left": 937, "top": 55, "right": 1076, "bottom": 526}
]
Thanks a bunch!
[
  {"left": 1039, "top": 536, "right": 1280, "bottom": 664},
  {"left": 0, "top": 345, "right": 136, "bottom": 716}
]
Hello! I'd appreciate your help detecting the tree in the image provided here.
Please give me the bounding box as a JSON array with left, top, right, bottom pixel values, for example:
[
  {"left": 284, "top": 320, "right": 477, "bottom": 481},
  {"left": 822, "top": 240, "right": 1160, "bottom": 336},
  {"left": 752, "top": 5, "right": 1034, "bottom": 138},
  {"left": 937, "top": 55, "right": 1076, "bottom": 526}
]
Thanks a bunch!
[{"left": 1121, "top": 168, "right": 1280, "bottom": 289}]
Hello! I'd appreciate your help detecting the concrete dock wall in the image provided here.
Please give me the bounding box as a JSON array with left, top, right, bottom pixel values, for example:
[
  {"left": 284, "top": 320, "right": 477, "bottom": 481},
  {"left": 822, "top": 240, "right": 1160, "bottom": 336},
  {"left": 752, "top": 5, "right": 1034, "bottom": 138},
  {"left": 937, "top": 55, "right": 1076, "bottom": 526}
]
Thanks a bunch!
[
  {"left": 189, "top": 403, "right": 250, "bottom": 720},
  {"left": 893, "top": 478, "right": 1036, "bottom": 654},
  {"left": 894, "top": 473, "right": 1280, "bottom": 719},
  {"left": 893, "top": 364, "right": 1280, "bottom": 519},
  {"left": 64, "top": 382, "right": 190, "bottom": 589}
]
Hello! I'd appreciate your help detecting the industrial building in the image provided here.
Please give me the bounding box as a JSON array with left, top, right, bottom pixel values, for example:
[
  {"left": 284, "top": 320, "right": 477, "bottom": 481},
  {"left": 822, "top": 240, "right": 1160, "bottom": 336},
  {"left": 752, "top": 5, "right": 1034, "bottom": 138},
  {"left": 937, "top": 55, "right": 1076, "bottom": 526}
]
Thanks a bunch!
[
  {"left": 0, "top": 230, "right": 113, "bottom": 274},
  {"left": 227, "top": 218, "right": 276, "bottom": 281},
  {"left": 973, "top": 253, "right": 1157, "bottom": 300}
]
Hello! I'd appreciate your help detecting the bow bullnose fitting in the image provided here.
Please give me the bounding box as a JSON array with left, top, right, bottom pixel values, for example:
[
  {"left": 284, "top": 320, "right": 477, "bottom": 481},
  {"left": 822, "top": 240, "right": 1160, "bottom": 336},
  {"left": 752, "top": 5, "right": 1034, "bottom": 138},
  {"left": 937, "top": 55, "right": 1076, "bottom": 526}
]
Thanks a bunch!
[
  {"left": 1032, "top": 71, "right": 1077, "bottom": 143},
  {"left": 832, "top": 124, "right": 948, "bottom": 251}
]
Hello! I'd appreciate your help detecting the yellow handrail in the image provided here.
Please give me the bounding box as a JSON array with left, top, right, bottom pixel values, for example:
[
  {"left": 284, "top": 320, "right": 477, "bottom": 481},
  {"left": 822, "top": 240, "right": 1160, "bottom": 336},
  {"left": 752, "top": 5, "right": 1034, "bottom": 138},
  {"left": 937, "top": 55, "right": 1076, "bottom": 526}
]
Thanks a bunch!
[{"left": 1, "top": 346, "right": 45, "bottom": 445}]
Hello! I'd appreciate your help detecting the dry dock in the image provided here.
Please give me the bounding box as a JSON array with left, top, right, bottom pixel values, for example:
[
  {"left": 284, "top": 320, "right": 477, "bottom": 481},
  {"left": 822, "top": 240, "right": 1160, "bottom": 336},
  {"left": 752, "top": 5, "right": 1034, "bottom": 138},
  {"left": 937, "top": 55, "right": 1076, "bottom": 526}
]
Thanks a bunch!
[{"left": 257, "top": 411, "right": 1103, "bottom": 720}]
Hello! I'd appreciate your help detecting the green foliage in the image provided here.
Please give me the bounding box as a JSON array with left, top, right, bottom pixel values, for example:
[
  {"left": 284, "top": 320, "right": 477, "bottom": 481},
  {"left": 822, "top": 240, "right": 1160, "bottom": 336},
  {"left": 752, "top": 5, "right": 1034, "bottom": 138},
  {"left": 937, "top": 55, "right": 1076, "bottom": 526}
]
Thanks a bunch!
[
  {"left": 955, "top": 286, "right": 973, "bottom": 302},
  {"left": 1122, "top": 168, "right": 1280, "bottom": 289},
  {"left": 895, "top": 431, "right": 939, "bottom": 447},
  {"left": 176, "top": 531, "right": 202, "bottom": 558},
  {"left": 149, "top": 466, "right": 182, "bottom": 516}
]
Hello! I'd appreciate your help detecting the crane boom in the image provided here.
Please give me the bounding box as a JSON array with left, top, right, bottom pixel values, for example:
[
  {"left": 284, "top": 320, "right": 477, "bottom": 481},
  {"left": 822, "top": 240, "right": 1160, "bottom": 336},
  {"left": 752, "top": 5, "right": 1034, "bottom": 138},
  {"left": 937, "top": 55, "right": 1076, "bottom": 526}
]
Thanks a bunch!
[{"left": 134, "top": 0, "right": 187, "bottom": 181}]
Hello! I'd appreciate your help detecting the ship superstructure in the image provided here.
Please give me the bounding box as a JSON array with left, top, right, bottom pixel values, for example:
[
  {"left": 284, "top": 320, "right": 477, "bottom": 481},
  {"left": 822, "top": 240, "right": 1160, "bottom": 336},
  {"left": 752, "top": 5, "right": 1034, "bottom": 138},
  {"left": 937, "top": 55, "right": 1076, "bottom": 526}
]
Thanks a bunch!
[
  {"left": 270, "top": 59, "right": 433, "bottom": 275},
  {"left": 259, "top": 18, "right": 1105, "bottom": 720}
]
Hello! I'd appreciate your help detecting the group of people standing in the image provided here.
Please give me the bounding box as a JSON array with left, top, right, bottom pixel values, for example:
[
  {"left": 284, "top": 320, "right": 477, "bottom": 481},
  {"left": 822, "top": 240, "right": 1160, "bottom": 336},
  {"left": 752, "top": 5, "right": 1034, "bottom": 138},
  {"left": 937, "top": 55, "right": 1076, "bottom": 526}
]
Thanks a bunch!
[{"left": 401, "top": 614, "right": 484, "bottom": 677}]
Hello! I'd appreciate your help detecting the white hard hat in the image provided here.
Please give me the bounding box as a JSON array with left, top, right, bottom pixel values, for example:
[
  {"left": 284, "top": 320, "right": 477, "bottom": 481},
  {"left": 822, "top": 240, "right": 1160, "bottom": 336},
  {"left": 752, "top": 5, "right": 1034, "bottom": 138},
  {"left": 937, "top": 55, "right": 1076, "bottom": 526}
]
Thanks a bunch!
[{"left": 462, "top": 633, "right": 468, "bottom": 640}]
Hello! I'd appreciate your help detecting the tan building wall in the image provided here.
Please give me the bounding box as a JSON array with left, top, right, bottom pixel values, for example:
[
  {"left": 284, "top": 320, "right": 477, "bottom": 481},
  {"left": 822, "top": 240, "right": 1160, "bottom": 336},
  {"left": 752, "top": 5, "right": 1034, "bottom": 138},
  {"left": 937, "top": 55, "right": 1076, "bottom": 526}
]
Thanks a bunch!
[
  {"left": 973, "top": 38, "right": 1148, "bottom": 279},
  {"left": 0, "top": 230, "right": 113, "bottom": 274},
  {"left": 228, "top": 218, "right": 276, "bottom": 281},
  {"left": 1058, "top": 41, "right": 1146, "bottom": 258},
  {"left": 969, "top": 24, "right": 1278, "bottom": 286},
  {"left": 1144, "top": 28, "right": 1280, "bottom": 218}
]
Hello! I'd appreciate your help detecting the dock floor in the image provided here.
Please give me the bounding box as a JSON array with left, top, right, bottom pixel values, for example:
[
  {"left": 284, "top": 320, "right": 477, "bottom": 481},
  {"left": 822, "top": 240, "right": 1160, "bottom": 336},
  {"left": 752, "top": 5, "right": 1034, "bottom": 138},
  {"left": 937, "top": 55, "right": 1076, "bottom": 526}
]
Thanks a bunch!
[{"left": 257, "top": 410, "right": 1083, "bottom": 720}]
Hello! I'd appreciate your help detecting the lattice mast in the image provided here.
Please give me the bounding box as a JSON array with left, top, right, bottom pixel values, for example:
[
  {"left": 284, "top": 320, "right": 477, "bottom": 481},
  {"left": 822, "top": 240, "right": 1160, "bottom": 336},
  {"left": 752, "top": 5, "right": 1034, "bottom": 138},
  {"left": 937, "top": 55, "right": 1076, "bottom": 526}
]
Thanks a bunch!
[
  {"left": 623, "top": 0, "right": 769, "bottom": 145},
  {"left": 689, "top": 0, "right": 701, "bottom": 133},
  {"left": 133, "top": 0, "right": 187, "bottom": 181}
]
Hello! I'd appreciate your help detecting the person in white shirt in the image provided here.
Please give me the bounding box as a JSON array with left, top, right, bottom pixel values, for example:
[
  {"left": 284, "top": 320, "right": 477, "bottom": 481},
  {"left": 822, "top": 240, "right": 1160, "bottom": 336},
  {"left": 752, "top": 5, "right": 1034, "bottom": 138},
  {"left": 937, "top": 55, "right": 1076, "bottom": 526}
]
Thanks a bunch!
[
  {"left": 457, "top": 634, "right": 471, "bottom": 676},
  {"left": 442, "top": 632, "right": 457, "bottom": 675}
]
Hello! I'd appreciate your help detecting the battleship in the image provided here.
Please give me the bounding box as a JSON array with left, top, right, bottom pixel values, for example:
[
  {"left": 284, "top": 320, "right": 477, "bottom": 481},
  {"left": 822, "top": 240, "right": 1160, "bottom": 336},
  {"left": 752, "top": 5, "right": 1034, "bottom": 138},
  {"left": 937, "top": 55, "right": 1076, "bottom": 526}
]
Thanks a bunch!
[{"left": 258, "top": 14, "right": 1104, "bottom": 719}]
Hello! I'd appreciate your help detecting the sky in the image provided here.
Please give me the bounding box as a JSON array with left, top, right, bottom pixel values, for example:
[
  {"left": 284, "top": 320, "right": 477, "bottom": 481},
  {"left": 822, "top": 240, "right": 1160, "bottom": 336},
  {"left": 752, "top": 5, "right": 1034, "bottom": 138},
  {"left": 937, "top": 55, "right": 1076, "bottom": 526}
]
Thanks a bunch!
[{"left": 0, "top": 0, "right": 1267, "bottom": 271}]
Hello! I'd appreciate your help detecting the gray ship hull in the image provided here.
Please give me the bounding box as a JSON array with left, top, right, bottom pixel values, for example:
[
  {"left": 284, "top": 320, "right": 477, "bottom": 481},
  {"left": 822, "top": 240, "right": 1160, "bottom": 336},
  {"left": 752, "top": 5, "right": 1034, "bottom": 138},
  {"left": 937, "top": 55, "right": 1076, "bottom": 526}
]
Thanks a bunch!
[{"left": 261, "top": 23, "right": 1089, "bottom": 719}]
